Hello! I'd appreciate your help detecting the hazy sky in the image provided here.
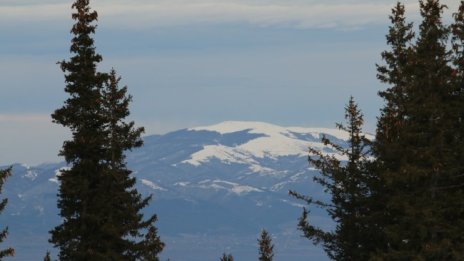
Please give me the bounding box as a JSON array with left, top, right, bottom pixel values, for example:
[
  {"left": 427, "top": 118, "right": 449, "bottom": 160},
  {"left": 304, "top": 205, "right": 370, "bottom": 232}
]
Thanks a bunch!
[{"left": 0, "top": 0, "right": 460, "bottom": 165}]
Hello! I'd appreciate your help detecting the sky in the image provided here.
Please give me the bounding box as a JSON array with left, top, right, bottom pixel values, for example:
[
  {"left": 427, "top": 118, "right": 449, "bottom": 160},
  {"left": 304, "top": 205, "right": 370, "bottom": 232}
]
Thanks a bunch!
[{"left": 0, "top": 0, "right": 460, "bottom": 165}]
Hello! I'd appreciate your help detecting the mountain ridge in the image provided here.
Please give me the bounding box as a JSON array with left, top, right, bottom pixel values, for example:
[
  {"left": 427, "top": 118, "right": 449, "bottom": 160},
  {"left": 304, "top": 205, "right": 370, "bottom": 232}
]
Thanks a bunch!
[{"left": 1, "top": 121, "right": 358, "bottom": 260}]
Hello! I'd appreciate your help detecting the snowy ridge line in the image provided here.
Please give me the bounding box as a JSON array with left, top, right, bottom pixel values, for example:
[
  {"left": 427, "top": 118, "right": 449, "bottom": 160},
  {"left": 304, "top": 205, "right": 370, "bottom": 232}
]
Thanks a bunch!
[
  {"left": 184, "top": 121, "right": 359, "bottom": 168},
  {"left": 189, "top": 121, "right": 351, "bottom": 139},
  {"left": 190, "top": 120, "right": 374, "bottom": 140}
]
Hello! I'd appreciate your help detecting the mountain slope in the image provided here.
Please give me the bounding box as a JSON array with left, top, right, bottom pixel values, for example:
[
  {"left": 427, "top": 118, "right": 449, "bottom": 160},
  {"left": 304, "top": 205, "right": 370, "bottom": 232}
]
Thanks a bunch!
[{"left": 1, "top": 121, "right": 359, "bottom": 260}]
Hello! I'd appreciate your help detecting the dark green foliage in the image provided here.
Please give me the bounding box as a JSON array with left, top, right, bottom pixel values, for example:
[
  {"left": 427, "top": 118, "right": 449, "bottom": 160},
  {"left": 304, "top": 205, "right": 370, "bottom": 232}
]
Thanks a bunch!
[
  {"left": 0, "top": 167, "right": 13, "bottom": 259},
  {"left": 49, "top": 0, "right": 163, "bottom": 260},
  {"left": 373, "top": 2, "right": 416, "bottom": 259},
  {"left": 290, "top": 97, "right": 378, "bottom": 260},
  {"left": 44, "top": 251, "right": 52, "bottom": 261},
  {"left": 451, "top": 3, "right": 464, "bottom": 191},
  {"left": 291, "top": 1, "right": 464, "bottom": 259},
  {"left": 220, "top": 253, "right": 234, "bottom": 261},
  {"left": 374, "top": 0, "right": 464, "bottom": 259},
  {"left": 452, "top": 2, "right": 464, "bottom": 75},
  {"left": 140, "top": 223, "right": 165, "bottom": 261},
  {"left": 258, "top": 229, "right": 274, "bottom": 261},
  {"left": 376, "top": 1, "right": 414, "bottom": 155}
]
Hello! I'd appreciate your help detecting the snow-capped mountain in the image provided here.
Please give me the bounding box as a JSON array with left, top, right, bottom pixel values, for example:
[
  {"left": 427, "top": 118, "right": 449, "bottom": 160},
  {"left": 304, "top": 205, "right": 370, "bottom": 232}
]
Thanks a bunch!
[
  {"left": 1, "top": 121, "right": 358, "bottom": 261},
  {"left": 185, "top": 121, "right": 349, "bottom": 166}
]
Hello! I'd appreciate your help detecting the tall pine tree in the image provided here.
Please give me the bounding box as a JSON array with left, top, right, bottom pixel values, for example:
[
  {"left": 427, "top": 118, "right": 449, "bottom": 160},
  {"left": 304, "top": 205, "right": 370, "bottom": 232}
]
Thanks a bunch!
[
  {"left": 0, "top": 167, "right": 13, "bottom": 259},
  {"left": 50, "top": 1, "right": 163, "bottom": 260},
  {"left": 373, "top": 2, "right": 416, "bottom": 259},
  {"left": 290, "top": 97, "right": 378, "bottom": 260},
  {"left": 374, "top": 0, "right": 463, "bottom": 259},
  {"left": 376, "top": 1, "right": 414, "bottom": 166}
]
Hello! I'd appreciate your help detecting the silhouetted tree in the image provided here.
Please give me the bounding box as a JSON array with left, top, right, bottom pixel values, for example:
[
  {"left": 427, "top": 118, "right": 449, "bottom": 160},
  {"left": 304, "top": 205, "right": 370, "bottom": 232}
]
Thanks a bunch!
[
  {"left": 374, "top": 0, "right": 464, "bottom": 259},
  {"left": 290, "top": 97, "right": 378, "bottom": 260},
  {"left": 258, "top": 229, "right": 274, "bottom": 261},
  {"left": 50, "top": 1, "right": 163, "bottom": 260},
  {"left": 220, "top": 253, "right": 234, "bottom": 261},
  {"left": 44, "top": 251, "right": 52, "bottom": 261},
  {"left": 0, "top": 167, "right": 13, "bottom": 259},
  {"left": 140, "top": 223, "right": 165, "bottom": 261}
]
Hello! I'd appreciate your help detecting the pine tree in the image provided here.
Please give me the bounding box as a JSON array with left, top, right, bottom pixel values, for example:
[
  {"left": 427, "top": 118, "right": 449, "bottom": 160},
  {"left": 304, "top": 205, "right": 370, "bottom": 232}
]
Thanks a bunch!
[
  {"left": 44, "top": 251, "right": 52, "bottom": 261},
  {"left": 50, "top": 1, "right": 163, "bottom": 260},
  {"left": 374, "top": 0, "right": 463, "bottom": 259},
  {"left": 140, "top": 223, "right": 165, "bottom": 261},
  {"left": 258, "top": 229, "right": 274, "bottom": 261},
  {"left": 290, "top": 97, "right": 377, "bottom": 260},
  {"left": 376, "top": 1, "right": 414, "bottom": 163},
  {"left": 435, "top": 0, "right": 464, "bottom": 258},
  {"left": 393, "top": 1, "right": 453, "bottom": 258},
  {"left": 0, "top": 167, "right": 13, "bottom": 259},
  {"left": 373, "top": 2, "right": 416, "bottom": 259},
  {"left": 220, "top": 253, "right": 234, "bottom": 261}
]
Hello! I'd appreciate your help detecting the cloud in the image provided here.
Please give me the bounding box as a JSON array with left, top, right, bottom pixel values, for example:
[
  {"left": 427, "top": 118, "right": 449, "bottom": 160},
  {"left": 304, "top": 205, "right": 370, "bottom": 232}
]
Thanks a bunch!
[
  {"left": 1, "top": 0, "right": 459, "bottom": 30},
  {"left": 100, "top": 2, "right": 390, "bottom": 29}
]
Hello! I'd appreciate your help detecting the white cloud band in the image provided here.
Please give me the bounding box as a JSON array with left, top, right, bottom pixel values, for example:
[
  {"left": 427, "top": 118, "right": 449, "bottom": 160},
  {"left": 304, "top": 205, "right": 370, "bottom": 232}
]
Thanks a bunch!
[{"left": 1, "top": 0, "right": 459, "bottom": 30}]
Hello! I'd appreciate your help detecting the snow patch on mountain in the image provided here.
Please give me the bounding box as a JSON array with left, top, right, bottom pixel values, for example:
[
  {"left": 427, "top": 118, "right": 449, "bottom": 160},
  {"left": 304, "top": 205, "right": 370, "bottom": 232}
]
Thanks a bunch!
[
  {"left": 197, "top": 179, "right": 263, "bottom": 195},
  {"left": 141, "top": 179, "right": 167, "bottom": 191},
  {"left": 185, "top": 121, "right": 350, "bottom": 167},
  {"left": 271, "top": 181, "right": 289, "bottom": 192},
  {"left": 54, "top": 167, "right": 70, "bottom": 177},
  {"left": 174, "top": 181, "right": 191, "bottom": 187},
  {"left": 280, "top": 199, "right": 305, "bottom": 208},
  {"left": 248, "top": 164, "right": 277, "bottom": 174},
  {"left": 48, "top": 178, "right": 59, "bottom": 184},
  {"left": 49, "top": 167, "right": 71, "bottom": 184},
  {"left": 190, "top": 121, "right": 350, "bottom": 140},
  {"left": 25, "top": 170, "right": 38, "bottom": 181},
  {"left": 183, "top": 144, "right": 258, "bottom": 167}
]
